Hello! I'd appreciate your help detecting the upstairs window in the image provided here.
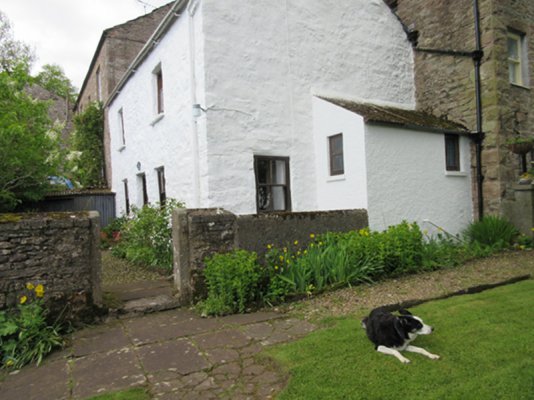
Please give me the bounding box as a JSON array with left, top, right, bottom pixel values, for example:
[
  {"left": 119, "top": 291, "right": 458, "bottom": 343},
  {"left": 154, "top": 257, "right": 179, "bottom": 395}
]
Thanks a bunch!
[
  {"left": 507, "top": 30, "right": 528, "bottom": 86},
  {"left": 153, "top": 65, "right": 164, "bottom": 114},
  {"left": 328, "top": 133, "right": 344, "bottom": 176},
  {"left": 254, "top": 156, "right": 291, "bottom": 213},
  {"left": 118, "top": 108, "right": 126, "bottom": 146},
  {"left": 445, "top": 134, "right": 460, "bottom": 171},
  {"left": 96, "top": 66, "right": 102, "bottom": 101}
]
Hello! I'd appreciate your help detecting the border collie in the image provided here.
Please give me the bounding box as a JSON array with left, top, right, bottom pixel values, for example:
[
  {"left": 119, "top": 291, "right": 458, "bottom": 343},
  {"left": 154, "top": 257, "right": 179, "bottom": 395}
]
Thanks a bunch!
[{"left": 361, "top": 307, "right": 440, "bottom": 364}]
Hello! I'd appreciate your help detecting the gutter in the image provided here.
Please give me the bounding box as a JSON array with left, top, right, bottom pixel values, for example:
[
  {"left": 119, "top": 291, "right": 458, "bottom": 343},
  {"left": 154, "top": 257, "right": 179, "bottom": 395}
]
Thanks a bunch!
[{"left": 104, "top": 0, "right": 188, "bottom": 109}]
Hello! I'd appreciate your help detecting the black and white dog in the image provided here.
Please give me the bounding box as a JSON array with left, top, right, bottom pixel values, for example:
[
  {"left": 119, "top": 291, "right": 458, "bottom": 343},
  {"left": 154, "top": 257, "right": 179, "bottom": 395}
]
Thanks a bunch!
[{"left": 362, "top": 307, "right": 440, "bottom": 364}]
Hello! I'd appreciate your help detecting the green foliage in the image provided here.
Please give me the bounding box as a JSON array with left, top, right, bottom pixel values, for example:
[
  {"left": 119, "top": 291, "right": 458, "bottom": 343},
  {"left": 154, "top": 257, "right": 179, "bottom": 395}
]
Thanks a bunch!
[
  {"left": 112, "top": 200, "right": 184, "bottom": 272},
  {"left": 463, "top": 215, "right": 519, "bottom": 249},
  {"left": 70, "top": 101, "right": 105, "bottom": 187},
  {"left": 0, "top": 64, "right": 60, "bottom": 212},
  {"left": 0, "top": 283, "right": 64, "bottom": 370},
  {"left": 199, "top": 250, "right": 263, "bottom": 316},
  {"left": 85, "top": 388, "right": 150, "bottom": 400},
  {"left": 35, "top": 64, "right": 77, "bottom": 103},
  {"left": 0, "top": 11, "right": 34, "bottom": 73},
  {"left": 269, "top": 280, "right": 534, "bottom": 400},
  {"left": 265, "top": 222, "right": 425, "bottom": 303}
]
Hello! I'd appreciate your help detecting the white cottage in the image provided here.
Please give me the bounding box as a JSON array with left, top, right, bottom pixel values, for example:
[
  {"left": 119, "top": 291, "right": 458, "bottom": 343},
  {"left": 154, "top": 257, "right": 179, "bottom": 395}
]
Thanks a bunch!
[{"left": 107, "top": 0, "right": 474, "bottom": 234}]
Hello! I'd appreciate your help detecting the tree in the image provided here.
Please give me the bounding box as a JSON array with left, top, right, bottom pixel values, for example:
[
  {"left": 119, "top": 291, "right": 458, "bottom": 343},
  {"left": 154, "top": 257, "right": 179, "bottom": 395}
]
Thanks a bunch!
[
  {"left": 35, "top": 64, "right": 77, "bottom": 103},
  {"left": 70, "top": 102, "right": 105, "bottom": 188},
  {"left": 0, "top": 64, "right": 59, "bottom": 212},
  {"left": 0, "top": 11, "right": 34, "bottom": 73}
]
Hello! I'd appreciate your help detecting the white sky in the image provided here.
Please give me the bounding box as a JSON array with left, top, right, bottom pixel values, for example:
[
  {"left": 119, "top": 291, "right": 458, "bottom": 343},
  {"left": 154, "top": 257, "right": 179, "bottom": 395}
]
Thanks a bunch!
[{"left": 1, "top": 0, "right": 174, "bottom": 90}]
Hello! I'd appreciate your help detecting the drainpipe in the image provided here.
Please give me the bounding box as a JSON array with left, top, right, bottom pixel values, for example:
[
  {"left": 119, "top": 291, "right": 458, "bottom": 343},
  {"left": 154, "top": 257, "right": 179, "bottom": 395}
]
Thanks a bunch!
[
  {"left": 473, "top": 0, "right": 485, "bottom": 220},
  {"left": 188, "top": 0, "right": 201, "bottom": 207}
]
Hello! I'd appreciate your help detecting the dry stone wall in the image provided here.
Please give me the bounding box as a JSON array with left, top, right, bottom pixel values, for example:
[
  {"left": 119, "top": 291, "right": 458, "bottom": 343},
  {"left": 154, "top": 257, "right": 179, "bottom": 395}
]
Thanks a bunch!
[
  {"left": 172, "top": 208, "right": 368, "bottom": 304},
  {"left": 0, "top": 212, "right": 102, "bottom": 323}
]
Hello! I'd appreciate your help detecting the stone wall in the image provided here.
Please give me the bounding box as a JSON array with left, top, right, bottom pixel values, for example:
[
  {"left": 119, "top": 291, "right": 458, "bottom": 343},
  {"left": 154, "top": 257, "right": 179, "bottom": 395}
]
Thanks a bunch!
[
  {"left": 391, "top": 0, "right": 534, "bottom": 215},
  {"left": 172, "top": 208, "right": 368, "bottom": 304},
  {"left": 0, "top": 212, "right": 102, "bottom": 323},
  {"left": 502, "top": 184, "right": 534, "bottom": 238}
]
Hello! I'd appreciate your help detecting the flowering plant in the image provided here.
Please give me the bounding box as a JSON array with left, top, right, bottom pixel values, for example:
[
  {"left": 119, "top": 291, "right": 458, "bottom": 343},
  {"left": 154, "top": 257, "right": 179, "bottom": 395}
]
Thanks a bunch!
[{"left": 0, "top": 283, "right": 63, "bottom": 369}]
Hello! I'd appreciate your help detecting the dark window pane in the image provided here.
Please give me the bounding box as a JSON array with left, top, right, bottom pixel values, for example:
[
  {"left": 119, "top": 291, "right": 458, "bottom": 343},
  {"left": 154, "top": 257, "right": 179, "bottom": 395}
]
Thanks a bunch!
[
  {"left": 445, "top": 135, "right": 460, "bottom": 171},
  {"left": 257, "top": 159, "right": 269, "bottom": 184},
  {"left": 329, "top": 134, "right": 344, "bottom": 175},
  {"left": 254, "top": 156, "right": 290, "bottom": 213}
]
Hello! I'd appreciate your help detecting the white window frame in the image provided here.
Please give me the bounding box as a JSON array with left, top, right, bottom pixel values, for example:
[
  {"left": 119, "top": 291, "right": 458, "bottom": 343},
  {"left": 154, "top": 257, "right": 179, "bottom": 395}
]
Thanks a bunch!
[{"left": 507, "top": 30, "right": 528, "bottom": 87}]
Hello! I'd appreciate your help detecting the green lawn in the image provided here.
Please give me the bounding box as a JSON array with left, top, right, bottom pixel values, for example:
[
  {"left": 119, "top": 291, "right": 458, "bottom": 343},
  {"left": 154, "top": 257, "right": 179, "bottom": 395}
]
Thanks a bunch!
[{"left": 269, "top": 280, "right": 534, "bottom": 400}]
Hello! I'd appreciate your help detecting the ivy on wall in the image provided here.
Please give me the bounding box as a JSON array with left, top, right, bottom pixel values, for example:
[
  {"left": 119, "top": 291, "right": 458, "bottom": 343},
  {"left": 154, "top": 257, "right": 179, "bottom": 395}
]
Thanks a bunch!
[{"left": 70, "top": 101, "right": 105, "bottom": 188}]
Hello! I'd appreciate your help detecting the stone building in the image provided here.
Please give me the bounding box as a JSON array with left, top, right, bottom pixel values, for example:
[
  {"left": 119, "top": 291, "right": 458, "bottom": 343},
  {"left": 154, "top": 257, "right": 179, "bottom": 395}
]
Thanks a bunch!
[
  {"left": 385, "top": 0, "right": 534, "bottom": 219},
  {"left": 74, "top": 2, "right": 173, "bottom": 186}
]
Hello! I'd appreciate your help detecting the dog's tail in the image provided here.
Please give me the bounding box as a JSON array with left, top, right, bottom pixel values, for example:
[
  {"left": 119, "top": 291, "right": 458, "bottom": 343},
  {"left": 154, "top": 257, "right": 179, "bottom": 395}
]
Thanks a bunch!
[{"left": 361, "top": 317, "right": 368, "bottom": 330}]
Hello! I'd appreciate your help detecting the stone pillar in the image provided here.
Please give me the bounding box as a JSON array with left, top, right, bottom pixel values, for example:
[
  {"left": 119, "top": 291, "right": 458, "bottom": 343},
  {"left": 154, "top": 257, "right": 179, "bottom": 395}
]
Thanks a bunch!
[
  {"left": 172, "top": 208, "right": 236, "bottom": 305},
  {"left": 502, "top": 184, "right": 534, "bottom": 237}
]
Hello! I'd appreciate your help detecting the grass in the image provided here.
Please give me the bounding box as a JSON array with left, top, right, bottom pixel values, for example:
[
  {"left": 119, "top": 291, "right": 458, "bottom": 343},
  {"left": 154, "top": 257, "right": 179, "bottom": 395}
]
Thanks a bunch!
[
  {"left": 84, "top": 387, "right": 150, "bottom": 400},
  {"left": 268, "top": 279, "right": 534, "bottom": 400}
]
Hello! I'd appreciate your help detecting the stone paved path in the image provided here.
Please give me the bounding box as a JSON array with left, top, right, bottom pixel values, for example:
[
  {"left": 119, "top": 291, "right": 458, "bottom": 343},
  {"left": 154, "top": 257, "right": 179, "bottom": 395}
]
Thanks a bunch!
[{"left": 0, "top": 309, "right": 315, "bottom": 399}]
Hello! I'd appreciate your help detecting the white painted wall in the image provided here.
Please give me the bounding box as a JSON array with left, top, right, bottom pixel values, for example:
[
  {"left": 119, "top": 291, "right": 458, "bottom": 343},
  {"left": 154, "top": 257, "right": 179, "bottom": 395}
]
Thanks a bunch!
[
  {"left": 312, "top": 97, "right": 368, "bottom": 210},
  {"left": 109, "top": 8, "right": 205, "bottom": 215},
  {"left": 365, "top": 125, "right": 474, "bottom": 235},
  {"left": 199, "top": 0, "right": 415, "bottom": 214},
  {"left": 109, "top": 0, "right": 416, "bottom": 216}
]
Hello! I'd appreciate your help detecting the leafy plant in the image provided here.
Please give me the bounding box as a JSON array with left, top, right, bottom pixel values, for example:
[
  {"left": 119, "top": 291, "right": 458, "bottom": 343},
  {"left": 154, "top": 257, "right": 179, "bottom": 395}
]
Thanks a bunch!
[
  {"left": 0, "top": 283, "right": 64, "bottom": 369},
  {"left": 69, "top": 101, "right": 105, "bottom": 188},
  {"left": 199, "top": 250, "right": 263, "bottom": 316},
  {"left": 463, "top": 215, "right": 519, "bottom": 249},
  {"left": 112, "top": 199, "right": 184, "bottom": 272}
]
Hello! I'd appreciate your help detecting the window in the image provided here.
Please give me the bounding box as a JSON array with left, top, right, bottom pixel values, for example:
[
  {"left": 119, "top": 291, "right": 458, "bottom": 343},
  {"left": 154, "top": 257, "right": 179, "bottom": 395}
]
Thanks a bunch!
[
  {"left": 328, "top": 133, "right": 344, "bottom": 176},
  {"left": 507, "top": 30, "right": 528, "bottom": 86},
  {"left": 96, "top": 66, "right": 102, "bottom": 101},
  {"left": 254, "top": 156, "right": 291, "bottom": 213},
  {"left": 118, "top": 108, "right": 126, "bottom": 146},
  {"left": 137, "top": 173, "right": 148, "bottom": 206},
  {"left": 445, "top": 134, "right": 460, "bottom": 171},
  {"left": 156, "top": 166, "right": 166, "bottom": 205},
  {"left": 123, "top": 179, "right": 130, "bottom": 214},
  {"left": 154, "top": 65, "right": 164, "bottom": 114}
]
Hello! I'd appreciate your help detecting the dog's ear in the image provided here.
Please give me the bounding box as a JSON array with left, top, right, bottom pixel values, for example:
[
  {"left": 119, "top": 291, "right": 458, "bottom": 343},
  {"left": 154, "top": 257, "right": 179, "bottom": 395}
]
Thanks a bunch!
[
  {"left": 394, "top": 317, "right": 408, "bottom": 338},
  {"left": 398, "top": 308, "right": 412, "bottom": 316}
]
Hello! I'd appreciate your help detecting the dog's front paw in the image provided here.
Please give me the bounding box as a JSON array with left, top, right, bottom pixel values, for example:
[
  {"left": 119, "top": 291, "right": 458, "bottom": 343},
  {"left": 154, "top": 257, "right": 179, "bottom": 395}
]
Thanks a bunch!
[
  {"left": 400, "top": 357, "right": 411, "bottom": 364},
  {"left": 428, "top": 353, "right": 440, "bottom": 360}
]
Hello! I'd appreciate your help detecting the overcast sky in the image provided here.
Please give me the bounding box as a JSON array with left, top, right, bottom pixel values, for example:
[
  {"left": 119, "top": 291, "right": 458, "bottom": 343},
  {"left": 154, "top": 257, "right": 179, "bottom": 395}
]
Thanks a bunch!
[{"left": 1, "top": 0, "right": 174, "bottom": 90}]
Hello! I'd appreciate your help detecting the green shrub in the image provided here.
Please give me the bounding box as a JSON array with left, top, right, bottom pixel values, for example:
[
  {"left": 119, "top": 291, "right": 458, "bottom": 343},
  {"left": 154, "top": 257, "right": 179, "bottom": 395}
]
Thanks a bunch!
[
  {"left": 0, "top": 283, "right": 64, "bottom": 369},
  {"left": 199, "top": 250, "right": 263, "bottom": 316},
  {"left": 463, "top": 215, "right": 519, "bottom": 249},
  {"left": 112, "top": 199, "right": 184, "bottom": 272}
]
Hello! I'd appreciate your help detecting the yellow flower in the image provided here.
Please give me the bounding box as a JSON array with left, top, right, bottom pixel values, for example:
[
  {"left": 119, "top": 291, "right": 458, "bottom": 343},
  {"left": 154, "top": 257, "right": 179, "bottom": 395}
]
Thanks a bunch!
[
  {"left": 319, "top": 242, "right": 323, "bottom": 246},
  {"left": 309, "top": 233, "right": 315, "bottom": 239},
  {"left": 35, "top": 284, "right": 44, "bottom": 298},
  {"left": 20, "top": 295, "right": 28, "bottom": 304},
  {"left": 6, "top": 359, "right": 14, "bottom": 367},
  {"left": 283, "top": 247, "right": 287, "bottom": 253},
  {"left": 279, "top": 255, "right": 284, "bottom": 262},
  {"left": 26, "top": 282, "right": 35, "bottom": 290},
  {"left": 267, "top": 244, "right": 272, "bottom": 250},
  {"left": 297, "top": 251, "right": 301, "bottom": 256},
  {"left": 275, "top": 265, "right": 279, "bottom": 270},
  {"left": 303, "top": 250, "right": 308, "bottom": 255},
  {"left": 294, "top": 240, "right": 299, "bottom": 246}
]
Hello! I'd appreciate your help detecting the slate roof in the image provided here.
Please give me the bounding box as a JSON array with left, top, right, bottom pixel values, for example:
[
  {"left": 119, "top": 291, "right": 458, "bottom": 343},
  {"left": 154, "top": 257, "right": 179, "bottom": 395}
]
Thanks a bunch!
[{"left": 319, "top": 96, "right": 470, "bottom": 135}]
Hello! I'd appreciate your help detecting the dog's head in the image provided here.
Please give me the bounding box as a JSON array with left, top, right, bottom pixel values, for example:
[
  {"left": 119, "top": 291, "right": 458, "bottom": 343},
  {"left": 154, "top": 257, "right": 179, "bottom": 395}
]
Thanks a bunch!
[{"left": 396, "top": 309, "right": 434, "bottom": 338}]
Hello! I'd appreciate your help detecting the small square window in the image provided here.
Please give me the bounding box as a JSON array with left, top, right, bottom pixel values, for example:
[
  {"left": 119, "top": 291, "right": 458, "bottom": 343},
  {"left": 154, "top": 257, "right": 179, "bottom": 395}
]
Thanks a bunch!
[
  {"left": 445, "top": 134, "right": 460, "bottom": 171},
  {"left": 507, "top": 30, "right": 528, "bottom": 86},
  {"left": 328, "top": 134, "right": 344, "bottom": 176}
]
